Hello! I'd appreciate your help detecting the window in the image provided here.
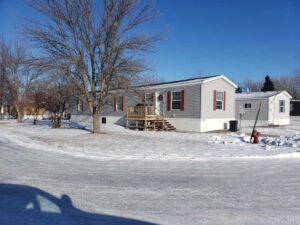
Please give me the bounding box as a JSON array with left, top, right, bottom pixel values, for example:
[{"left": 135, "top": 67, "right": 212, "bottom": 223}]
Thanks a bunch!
[
  {"left": 101, "top": 117, "right": 106, "bottom": 124},
  {"left": 216, "top": 91, "right": 224, "bottom": 110},
  {"left": 77, "top": 99, "right": 83, "bottom": 112},
  {"left": 244, "top": 103, "right": 251, "bottom": 109},
  {"left": 172, "top": 91, "right": 181, "bottom": 110},
  {"left": 279, "top": 100, "right": 285, "bottom": 113},
  {"left": 145, "top": 93, "right": 153, "bottom": 102},
  {"left": 116, "top": 96, "right": 123, "bottom": 111}
]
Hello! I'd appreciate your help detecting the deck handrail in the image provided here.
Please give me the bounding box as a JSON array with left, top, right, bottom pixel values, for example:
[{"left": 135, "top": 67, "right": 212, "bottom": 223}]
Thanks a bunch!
[{"left": 127, "top": 105, "right": 158, "bottom": 118}]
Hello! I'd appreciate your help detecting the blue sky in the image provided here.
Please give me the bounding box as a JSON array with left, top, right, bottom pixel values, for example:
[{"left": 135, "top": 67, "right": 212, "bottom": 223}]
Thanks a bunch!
[{"left": 0, "top": 0, "right": 299, "bottom": 84}]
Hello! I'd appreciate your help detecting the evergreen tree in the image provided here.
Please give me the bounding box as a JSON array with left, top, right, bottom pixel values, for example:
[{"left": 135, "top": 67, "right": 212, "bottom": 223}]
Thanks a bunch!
[
  {"left": 261, "top": 75, "right": 275, "bottom": 92},
  {"left": 235, "top": 86, "right": 242, "bottom": 93}
]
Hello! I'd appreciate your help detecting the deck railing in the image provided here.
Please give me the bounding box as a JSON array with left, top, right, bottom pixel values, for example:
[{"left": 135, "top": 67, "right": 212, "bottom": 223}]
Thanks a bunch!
[
  {"left": 127, "top": 106, "right": 157, "bottom": 118},
  {"left": 126, "top": 105, "right": 167, "bottom": 130}
]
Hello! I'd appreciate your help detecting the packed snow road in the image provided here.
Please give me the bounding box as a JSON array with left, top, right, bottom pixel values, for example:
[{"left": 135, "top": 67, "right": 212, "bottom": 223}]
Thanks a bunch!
[{"left": 0, "top": 139, "right": 300, "bottom": 225}]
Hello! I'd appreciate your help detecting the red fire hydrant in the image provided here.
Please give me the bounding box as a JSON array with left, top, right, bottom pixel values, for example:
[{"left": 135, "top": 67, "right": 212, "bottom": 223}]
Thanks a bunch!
[{"left": 252, "top": 129, "right": 261, "bottom": 144}]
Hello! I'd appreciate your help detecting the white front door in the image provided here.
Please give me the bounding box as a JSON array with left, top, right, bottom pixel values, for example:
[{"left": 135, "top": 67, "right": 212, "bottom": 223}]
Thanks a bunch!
[{"left": 156, "top": 92, "right": 164, "bottom": 115}]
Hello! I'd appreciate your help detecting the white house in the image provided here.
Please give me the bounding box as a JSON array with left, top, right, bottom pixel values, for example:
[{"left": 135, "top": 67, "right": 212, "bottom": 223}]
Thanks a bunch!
[{"left": 235, "top": 91, "right": 292, "bottom": 127}]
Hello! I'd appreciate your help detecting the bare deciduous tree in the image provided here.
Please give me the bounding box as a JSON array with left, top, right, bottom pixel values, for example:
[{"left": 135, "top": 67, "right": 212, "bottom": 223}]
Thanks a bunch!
[
  {"left": 38, "top": 67, "right": 77, "bottom": 128},
  {"left": 0, "top": 37, "right": 12, "bottom": 118},
  {"left": 241, "top": 73, "right": 300, "bottom": 99},
  {"left": 26, "top": 0, "right": 160, "bottom": 133},
  {"left": 273, "top": 74, "right": 300, "bottom": 99},
  {"left": 26, "top": 81, "right": 48, "bottom": 125},
  {"left": 0, "top": 38, "right": 41, "bottom": 122},
  {"left": 243, "top": 78, "right": 262, "bottom": 92}
]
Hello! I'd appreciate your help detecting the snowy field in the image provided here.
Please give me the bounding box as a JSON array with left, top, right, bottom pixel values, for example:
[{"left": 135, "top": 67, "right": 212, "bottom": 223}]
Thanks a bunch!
[
  {"left": 0, "top": 118, "right": 300, "bottom": 224},
  {"left": 0, "top": 118, "right": 299, "bottom": 161}
]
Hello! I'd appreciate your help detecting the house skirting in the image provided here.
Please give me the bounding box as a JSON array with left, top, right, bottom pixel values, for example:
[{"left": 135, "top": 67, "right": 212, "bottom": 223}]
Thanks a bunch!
[
  {"left": 239, "top": 119, "right": 290, "bottom": 127},
  {"left": 101, "top": 116, "right": 126, "bottom": 126},
  {"left": 165, "top": 118, "right": 201, "bottom": 132},
  {"left": 200, "top": 118, "right": 234, "bottom": 132},
  {"left": 74, "top": 115, "right": 238, "bottom": 133},
  {"left": 238, "top": 120, "right": 269, "bottom": 128},
  {"left": 166, "top": 117, "right": 234, "bottom": 132},
  {"left": 101, "top": 116, "right": 202, "bottom": 132},
  {"left": 271, "top": 118, "right": 290, "bottom": 126}
]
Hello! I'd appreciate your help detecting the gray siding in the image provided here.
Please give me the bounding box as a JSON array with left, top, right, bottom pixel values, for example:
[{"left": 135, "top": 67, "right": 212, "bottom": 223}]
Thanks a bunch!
[
  {"left": 70, "top": 96, "right": 91, "bottom": 116},
  {"left": 235, "top": 99, "right": 269, "bottom": 120},
  {"left": 101, "top": 84, "right": 202, "bottom": 119},
  {"left": 201, "top": 78, "right": 236, "bottom": 119},
  {"left": 155, "top": 84, "right": 201, "bottom": 118},
  {"left": 101, "top": 90, "right": 141, "bottom": 117}
]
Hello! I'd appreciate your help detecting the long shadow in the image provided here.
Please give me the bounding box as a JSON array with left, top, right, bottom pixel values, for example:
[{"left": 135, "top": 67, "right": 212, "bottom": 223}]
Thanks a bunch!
[
  {"left": 67, "top": 121, "right": 92, "bottom": 132},
  {"left": 27, "top": 119, "right": 92, "bottom": 132},
  {"left": 0, "top": 183, "right": 158, "bottom": 225}
]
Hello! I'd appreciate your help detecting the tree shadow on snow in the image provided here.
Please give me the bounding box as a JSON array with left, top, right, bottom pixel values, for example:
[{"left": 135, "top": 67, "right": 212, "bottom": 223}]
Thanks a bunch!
[
  {"left": 67, "top": 121, "right": 91, "bottom": 132},
  {"left": 0, "top": 183, "right": 158, "bottom": 225},
  {"left": 26, "top": 119, "right": 92, "bottom": 132}
]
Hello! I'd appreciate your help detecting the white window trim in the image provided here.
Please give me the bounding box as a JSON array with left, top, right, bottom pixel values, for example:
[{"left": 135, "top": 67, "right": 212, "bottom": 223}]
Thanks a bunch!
[
  {"left": 145, "top": 93, "right": 153, "bottom": 103},
  {"left": 216, "top": 91, "right": 224, "bottom": 110},
  {"left": 171, "top": 91, "right": 182, "bottom": 110},
  {"left": 115, "top": 96, "right": 123, "bottom": 111},
  {"left": 77, "top": 99, "right": 83, "bottom": 112},
  {"left": 279, "top": 100, "right": 285, "bottom": 113}
]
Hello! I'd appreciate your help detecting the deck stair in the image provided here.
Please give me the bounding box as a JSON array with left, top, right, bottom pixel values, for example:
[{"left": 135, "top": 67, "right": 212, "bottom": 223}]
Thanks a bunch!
[
  {"left": 153, "top": 120, "right": 176, "bottom": 131},
  {"left": 126, "top": 106, "right": 176, "bottom": 131}
]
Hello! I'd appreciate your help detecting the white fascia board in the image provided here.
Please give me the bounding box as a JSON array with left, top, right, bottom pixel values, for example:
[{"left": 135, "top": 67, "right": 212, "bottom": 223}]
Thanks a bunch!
[
  {"left": 140, "top": 75, "right": 238, "bottom": 90},
  {"left": 235, "top": 97, "right": 270, "bottom": 100},
  {"left": 139, "top": 80, "right": 206, "bottom": 90},
  {"left": 280, "top": 91, "right": 293, "bottom": 99},
  {"left": 110, "top": 75, "right": 237, "bottom": 92}
]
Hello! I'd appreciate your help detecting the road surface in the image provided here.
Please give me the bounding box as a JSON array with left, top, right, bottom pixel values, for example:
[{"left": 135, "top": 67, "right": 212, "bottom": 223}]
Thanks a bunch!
[{"left": 0, "top": 138, "right": 300, "bottom": 225}]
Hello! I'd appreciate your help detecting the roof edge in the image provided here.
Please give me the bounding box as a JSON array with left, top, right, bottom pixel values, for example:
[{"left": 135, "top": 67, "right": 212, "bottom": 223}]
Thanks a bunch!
[{"left": 202, "top": 75, "right": 238, "bottom": 88}]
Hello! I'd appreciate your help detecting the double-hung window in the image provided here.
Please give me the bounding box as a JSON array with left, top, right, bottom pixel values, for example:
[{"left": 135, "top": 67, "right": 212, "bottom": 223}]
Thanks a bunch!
[
  {"left": 172, "top": 91, "right": 181, "bottom": 110},
  {"left": 116, "top": 96, "right": 123, "bottom": 111},
  {"left": 216, "top": 91, "right": 224, "bottom": 110},
  {"left": 145, "top": 93, "right": 153, "bottom": 103},
  {"left": 279, "top": 100, "right": 285, "bottom": 113},
  {"left": 77, "top": 99, "right": 83, "bottom": 112}
]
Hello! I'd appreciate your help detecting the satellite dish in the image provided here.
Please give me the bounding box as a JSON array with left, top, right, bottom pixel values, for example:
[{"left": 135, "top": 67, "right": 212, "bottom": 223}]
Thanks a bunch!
[{"left": 239, "top": 105, "right": 246, "bottom": 116}]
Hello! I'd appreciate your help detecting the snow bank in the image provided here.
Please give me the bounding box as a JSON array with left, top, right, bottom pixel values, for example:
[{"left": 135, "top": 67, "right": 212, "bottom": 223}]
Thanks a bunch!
[{"left": 0, "top": 120, "right": 299, "bottom": 161}]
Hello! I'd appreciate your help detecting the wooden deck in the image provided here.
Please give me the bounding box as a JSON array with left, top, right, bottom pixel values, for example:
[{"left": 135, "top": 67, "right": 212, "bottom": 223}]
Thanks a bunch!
[{"left": 126, "top": 106, "right": 175, "bottom": 131}]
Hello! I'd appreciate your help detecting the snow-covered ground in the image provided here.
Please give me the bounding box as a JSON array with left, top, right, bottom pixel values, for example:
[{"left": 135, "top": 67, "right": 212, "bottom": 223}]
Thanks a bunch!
[
  {"left": 0, "top": 118, "right": 299, "bottom": 161},
  {"left": 241, "top": 116, "right": 300, "bottom": 137},
  {"left": 1, "top": 119, "right": 300, "bottom": 225}
]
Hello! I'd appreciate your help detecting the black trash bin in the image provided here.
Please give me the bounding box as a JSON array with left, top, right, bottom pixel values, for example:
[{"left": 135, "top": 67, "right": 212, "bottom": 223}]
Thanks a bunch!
[{"left": 229, "top": 120, "right": 238, "bottom": 132}]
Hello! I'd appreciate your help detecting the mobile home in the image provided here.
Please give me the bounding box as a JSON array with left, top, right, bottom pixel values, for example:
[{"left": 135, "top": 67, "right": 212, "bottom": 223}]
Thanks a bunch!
[{"left": 73, "top": 75, "right": 238, "bottom": 132}]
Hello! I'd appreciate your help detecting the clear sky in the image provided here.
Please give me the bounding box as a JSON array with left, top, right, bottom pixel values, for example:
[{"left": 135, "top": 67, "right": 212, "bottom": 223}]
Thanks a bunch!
[{"left": 0, "top": 0, "right": 299, "bottom": 84}]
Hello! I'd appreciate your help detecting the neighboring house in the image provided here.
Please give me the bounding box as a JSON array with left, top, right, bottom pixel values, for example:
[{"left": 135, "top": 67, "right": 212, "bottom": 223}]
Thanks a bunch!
[
  {"left": 0, "top": 104, "right": 14, "bottom": 119},
  {"left": 73, "top": 75, "right": 238, "bottom": 132},
  {"left": 290, "top": 100, "right": 300, "bottom": 116},
  {"left": 23, "top": 107, "right": 50, "bottom": 120},
  {"left": 235, "top": 91, "right": 292, "bottom": 127}
]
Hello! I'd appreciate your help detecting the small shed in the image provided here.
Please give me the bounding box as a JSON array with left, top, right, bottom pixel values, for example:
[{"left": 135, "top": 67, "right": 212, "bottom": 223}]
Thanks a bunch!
[{"left": 235, "top": 91, "right": 292, "bottom": 127}]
